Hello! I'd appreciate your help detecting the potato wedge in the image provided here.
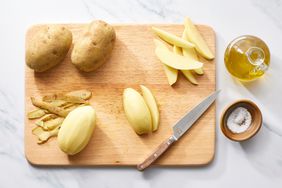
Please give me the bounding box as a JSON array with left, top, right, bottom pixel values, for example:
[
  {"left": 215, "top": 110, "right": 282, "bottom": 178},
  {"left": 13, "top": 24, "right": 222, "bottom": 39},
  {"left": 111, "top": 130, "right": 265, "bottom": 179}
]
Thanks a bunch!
[
  {"left": 140, "top": 85, "right": 159, "bottom": 132},
  {"left": 184, "top": 17, "right": 214, "bottom": 60},
  {"left": 152, "top": 27, "right": 195, "bottom": 49},
  {"left": 154, "top": 39, "right": 178, "bottom": 85},
  {"left": 155, "top": 46, "right": 203, "bottom": 70},
  {"left": 173, "top": 45, "right": 198, "bottom": 85},
  {"left": 182, "top": 29, "right": 204, "bottom": 75},
  {"left": 31, "top": 97, "right": 69, "bottom": 117}
]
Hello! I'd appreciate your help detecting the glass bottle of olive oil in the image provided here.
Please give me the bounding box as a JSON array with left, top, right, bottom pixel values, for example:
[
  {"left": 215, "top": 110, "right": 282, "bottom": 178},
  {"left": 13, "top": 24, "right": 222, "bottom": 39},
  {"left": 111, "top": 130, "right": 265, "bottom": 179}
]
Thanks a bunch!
[{"left": 224, "top": 35, "right": 270, "bottom": 81}]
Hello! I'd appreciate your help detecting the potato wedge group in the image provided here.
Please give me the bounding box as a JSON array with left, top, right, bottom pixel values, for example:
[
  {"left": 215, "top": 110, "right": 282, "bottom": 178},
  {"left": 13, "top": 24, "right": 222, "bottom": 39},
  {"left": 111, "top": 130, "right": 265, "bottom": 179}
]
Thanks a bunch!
[{"left": 152, "top": 17, "right": 214, "bottom": 85}]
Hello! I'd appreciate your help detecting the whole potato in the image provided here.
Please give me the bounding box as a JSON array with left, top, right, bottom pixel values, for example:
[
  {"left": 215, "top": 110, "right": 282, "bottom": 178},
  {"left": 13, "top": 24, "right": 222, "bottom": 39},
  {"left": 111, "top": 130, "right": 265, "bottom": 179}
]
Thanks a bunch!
[
  {"left": 26, "top": 25, "right": 72, "bottom": 72},
  {"left": 71, "top": 20, "right": 116, "bottom": 72}
]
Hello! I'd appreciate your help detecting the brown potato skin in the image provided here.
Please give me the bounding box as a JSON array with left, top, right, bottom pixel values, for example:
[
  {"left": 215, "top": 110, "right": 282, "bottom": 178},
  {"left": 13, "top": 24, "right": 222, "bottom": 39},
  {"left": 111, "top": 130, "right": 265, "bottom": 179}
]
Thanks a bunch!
[
  {"left": 71, "top": 20, "right": 116, "bottom": 72},
  {"left": 26, "top": 25, "right": 72, "bottom": 72}
]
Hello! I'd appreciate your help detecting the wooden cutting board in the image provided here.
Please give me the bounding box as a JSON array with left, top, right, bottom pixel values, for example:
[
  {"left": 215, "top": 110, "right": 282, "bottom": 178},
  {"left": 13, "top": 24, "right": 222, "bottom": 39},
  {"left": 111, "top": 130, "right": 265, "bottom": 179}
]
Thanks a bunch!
[{"left": 25, "top": 23, "right": 216, "bottom": 166}]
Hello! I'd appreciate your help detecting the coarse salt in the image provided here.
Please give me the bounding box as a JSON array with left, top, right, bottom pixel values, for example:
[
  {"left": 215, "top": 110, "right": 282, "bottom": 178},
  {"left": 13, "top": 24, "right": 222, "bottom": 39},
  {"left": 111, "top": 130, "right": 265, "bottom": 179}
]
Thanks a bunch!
[{"left": 227, "top": 107, "right": 252, "bottom": 133}]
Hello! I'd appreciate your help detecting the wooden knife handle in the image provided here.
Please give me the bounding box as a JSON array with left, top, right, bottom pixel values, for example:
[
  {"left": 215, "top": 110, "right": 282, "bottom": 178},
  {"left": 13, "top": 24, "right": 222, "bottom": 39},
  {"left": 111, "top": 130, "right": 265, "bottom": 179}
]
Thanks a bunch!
[{"left": 137, "top": 136, "right": 176, "bottom": 171}]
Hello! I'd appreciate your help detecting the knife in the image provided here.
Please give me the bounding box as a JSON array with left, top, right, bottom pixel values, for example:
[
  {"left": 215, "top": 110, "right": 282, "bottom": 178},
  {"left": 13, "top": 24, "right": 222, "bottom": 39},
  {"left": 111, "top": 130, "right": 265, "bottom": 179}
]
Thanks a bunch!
[{"left": 137, "top": 90, "right": 220, "bottom": 171}]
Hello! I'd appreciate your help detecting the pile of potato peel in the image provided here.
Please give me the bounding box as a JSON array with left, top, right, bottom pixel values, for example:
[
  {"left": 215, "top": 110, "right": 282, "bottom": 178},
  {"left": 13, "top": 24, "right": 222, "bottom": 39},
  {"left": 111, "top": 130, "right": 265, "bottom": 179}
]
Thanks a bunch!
[
  {"left": 152, "top": 17, "right": 214, "bottom": 86},
  {"left": 28, "top": 90, "right": 92, "bottom": 144}
]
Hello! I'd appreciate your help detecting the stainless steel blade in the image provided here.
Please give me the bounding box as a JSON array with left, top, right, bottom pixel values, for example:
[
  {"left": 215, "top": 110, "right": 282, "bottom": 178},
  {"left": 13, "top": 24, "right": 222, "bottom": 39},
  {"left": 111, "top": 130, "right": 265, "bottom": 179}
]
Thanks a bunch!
[{"left": 172, "top": 90, "right": 220, "bottom": 140}]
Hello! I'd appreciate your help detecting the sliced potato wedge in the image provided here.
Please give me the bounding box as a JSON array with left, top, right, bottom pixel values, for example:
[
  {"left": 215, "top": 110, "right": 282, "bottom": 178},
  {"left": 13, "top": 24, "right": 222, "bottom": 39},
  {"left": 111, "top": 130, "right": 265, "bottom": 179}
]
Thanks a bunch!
[
  {"left": 154, "top": 39, "right": 178, "bottom": 85},
  {"left": 173, "top": 44, "right": 198, "bottom": 85},
  {"left": 155, "top": 46, "right": 203, "bottom": 70},
  {"left": 182, "top": 29, "right": 204, "bottom": 75},
  {"left": 31, "top": 97, "right": 69, "bottom": 117},
  {"left": 140, "top": 85, "right": 159, "bottom": 132},
  {"left": 181, "top": 70, "right": 198, "bottom": 85},
  {"left": 184, "top": 17, "right": 214, "bottom": 60},
  {"left": 152, "top": 27, "right": 195, "bottom": 49},
  {"left": 49, "top": 100, "right": 68, "bottom": 107}
]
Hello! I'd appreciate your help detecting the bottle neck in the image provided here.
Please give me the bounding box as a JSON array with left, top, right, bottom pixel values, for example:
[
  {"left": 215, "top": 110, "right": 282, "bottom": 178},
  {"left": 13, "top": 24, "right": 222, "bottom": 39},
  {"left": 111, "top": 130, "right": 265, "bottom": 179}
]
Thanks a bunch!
[{"left": 245, "top": 47, "right": 268, "bottom": 72}]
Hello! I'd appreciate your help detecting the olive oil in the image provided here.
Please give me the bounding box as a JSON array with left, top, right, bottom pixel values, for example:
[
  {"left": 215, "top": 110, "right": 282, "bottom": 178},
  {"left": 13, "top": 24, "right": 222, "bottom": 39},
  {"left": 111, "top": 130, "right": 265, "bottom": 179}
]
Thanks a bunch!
[{"left": 224, "top": 35, "right": 270, "bottom": 81}]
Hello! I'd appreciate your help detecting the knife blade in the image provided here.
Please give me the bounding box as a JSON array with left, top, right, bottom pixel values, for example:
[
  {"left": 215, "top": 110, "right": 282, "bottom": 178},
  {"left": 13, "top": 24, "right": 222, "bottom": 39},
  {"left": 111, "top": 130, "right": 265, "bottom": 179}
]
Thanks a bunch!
[{"left": 137, "top": 90, "right": 220, "bottom": 171}]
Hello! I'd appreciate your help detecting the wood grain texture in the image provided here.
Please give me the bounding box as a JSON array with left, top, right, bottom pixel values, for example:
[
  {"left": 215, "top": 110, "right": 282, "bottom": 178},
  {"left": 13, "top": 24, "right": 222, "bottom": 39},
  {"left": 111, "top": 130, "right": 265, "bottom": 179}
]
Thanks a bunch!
[
  {"left": 25, "top": 24, "right": 216, "bottom": 166},
  {"left": 137, "top": 136, "right": 176, "bottom": 170}
]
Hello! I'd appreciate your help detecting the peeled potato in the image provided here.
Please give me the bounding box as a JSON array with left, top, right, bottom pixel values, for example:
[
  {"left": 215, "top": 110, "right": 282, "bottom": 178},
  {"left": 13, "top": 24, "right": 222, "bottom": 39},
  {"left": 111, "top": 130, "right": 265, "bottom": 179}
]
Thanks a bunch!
[{"left": 182, "top": 29, "right": 204, "bottom": 75}]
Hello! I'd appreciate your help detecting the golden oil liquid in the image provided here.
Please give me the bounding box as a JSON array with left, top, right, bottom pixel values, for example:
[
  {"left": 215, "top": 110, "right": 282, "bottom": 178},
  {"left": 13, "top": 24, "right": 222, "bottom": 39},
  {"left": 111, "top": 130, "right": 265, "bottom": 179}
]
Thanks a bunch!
[{"left": 224, "top": 35, "right": 270, "bottom": 81}]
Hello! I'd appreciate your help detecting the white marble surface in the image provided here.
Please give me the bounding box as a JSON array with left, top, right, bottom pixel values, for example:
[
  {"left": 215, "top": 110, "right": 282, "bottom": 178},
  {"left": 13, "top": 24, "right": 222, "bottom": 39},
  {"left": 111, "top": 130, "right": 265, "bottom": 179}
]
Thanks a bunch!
[{"left": 0, "top": 0, "right": 282, "bottom": 187}]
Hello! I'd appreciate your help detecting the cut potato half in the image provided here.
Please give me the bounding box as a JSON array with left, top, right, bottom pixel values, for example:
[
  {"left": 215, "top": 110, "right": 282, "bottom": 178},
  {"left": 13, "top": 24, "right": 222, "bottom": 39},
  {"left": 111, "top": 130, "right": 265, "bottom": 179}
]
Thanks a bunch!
[
  {"left": 140, "top": 85, "right": 159, "bottom": 132},
  {"left": 184, "top": 17, "right": 214, "bottom": 60}
]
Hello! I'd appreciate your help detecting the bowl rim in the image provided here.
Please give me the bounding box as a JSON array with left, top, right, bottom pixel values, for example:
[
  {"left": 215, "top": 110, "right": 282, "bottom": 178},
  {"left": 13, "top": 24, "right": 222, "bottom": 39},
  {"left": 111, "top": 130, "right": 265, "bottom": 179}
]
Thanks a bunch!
[{"left": 220, "top": 99, "right": 263, "bottom": 142}]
